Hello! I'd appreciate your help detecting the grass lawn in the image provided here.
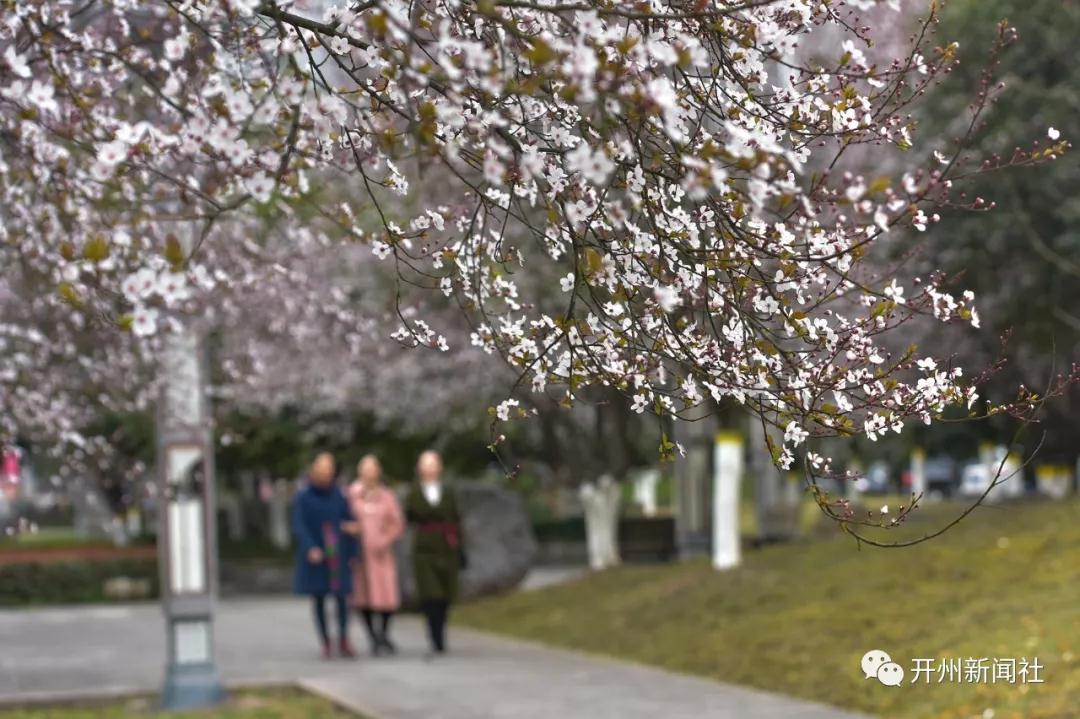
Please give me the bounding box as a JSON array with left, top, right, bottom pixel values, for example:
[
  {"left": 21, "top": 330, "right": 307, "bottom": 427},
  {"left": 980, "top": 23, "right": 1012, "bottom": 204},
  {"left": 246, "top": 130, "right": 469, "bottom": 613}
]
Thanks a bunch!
[
  {"left": 459, "top": 497, "right": 1080, "bottom": 719},
  {"left": 0, "top": 529, "right": 113, "bottom": 552},
  {"left": 0, "top": 687, "right": 363, "bottom": 719}
]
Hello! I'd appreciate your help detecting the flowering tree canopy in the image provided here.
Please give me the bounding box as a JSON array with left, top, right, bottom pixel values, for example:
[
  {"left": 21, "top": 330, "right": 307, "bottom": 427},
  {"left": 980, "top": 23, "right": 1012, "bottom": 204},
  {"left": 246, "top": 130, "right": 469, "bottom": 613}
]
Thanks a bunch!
[{"left": 0, "top": 0, "right": 1071, "bottom": 523}]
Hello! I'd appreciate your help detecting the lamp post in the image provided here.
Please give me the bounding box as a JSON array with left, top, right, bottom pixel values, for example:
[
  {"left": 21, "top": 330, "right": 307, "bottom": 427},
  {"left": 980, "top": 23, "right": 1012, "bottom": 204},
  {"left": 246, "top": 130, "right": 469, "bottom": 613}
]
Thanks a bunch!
[{"left": 156, "top": 326, "right": 225, "bottom": 709}]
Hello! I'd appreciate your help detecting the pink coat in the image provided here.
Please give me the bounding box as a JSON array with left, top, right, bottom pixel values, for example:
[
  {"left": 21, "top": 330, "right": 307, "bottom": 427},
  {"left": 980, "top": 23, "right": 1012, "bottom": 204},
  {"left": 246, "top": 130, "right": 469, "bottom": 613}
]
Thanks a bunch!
[{"left": 347, "top": 483, "right": 405, "bottom": 610}]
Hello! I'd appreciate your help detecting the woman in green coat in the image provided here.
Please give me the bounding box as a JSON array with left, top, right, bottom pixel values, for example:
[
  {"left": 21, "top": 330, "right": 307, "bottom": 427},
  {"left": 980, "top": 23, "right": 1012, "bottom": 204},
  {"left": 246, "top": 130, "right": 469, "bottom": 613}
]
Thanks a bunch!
[{"left": 405, "top": 450, "right": 466, "bottom": 656}]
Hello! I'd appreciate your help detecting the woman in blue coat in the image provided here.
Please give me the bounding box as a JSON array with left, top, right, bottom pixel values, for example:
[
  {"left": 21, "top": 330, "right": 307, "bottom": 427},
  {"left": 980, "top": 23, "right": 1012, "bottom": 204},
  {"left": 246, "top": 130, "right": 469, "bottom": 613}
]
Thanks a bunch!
[{"left": 292, "top": 452, "right": 358, "bottom": 658}]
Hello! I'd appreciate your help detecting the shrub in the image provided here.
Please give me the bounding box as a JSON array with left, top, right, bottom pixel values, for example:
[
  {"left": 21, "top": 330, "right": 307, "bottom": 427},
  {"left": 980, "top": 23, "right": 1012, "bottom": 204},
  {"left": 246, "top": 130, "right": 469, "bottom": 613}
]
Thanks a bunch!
[{"left": 0, "top": 558, "right": 158, "bottom": 606}]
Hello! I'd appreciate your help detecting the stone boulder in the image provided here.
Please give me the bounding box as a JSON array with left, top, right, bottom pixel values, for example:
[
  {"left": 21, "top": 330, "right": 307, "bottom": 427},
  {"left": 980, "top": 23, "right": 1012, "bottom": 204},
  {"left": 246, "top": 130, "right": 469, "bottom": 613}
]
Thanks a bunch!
[{"left": 396, "top": 482, "right": 537, "bottom": 605}]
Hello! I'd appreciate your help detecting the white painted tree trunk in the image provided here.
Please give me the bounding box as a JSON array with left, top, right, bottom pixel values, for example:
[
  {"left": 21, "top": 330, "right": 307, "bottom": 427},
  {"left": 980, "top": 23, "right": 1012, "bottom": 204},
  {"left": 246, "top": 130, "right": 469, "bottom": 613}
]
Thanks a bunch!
[
  {"left": 580, "top": 476, "right": 621, "bottom": 570},
  {"left": 268, "top": 478, "right": 291, "bottom": 550},
  {"left": 977, "top": 443, "right": 998, "bottom": 502},
  {"left": 982, "top": 444, "right": 1023, "bottom": 502},
  {"left": 846, "top": 455, "right": 864, "bottom": 500},
  {"left": 712, "top": 433, "right": 743, "bottom": 570},
  {"left": 1036, "top": 464, "right": 1071, "bottom": 499},
  {"left": 1000, "top": 450, "right": 1024, "bottom": 499},
  {"left": 1057, "top": 465, "right": 1072, "bottom": 498},
  {"left": 632, "top": 468, "right": 661, "bottom": 517},
  {"left": 125, "top": 506, "right": 143, "bottom": 537},
  {"left": 910, "top": 448, "right": 927, "bottom": 499},
  {"left": 72, "top": 477, "right": 119, "bottom": 541}
]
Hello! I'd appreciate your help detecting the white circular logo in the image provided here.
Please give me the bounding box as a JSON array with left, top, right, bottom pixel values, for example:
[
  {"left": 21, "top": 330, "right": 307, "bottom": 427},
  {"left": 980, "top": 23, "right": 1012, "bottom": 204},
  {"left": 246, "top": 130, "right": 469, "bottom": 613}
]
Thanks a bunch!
[
  {"left": 861, "top": 649, "right": 892, "bottom": 680},
  {"left": 876, "top": 662, "right": 905, "bottom": 687},
  {"left": 861, "top": 649, "right": 905, "bottom": 687}
]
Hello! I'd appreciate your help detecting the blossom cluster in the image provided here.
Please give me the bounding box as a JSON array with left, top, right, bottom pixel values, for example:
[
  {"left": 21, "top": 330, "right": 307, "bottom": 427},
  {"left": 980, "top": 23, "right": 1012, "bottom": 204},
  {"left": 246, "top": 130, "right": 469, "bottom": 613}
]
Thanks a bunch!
[{"left": 0, "top": 1, "right": 1065, "bottom": 474}]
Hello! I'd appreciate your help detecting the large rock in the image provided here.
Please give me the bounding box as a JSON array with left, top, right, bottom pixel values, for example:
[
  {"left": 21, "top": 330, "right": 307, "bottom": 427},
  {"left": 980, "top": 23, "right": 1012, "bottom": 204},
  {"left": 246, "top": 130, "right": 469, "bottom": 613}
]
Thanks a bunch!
[{"left": 396, "top": 482, "right": 537, "bottom": 605}]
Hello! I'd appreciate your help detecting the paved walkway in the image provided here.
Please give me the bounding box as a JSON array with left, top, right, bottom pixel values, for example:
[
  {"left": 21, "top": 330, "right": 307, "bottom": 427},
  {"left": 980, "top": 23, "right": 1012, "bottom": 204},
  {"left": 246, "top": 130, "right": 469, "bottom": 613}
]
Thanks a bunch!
[
  {"left": 515, "top": 565, "right": 589, "bottom": 591},
  {"left": 0, "top": 598, "right": 870, "bottom": 719}
]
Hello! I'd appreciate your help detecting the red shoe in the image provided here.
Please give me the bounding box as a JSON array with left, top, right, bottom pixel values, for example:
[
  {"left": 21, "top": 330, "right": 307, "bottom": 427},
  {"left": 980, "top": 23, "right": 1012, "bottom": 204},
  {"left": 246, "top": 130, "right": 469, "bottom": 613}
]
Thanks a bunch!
[
  {"left": 321, "top": 641, "right": 332, "bottom": 660},
  {"left": 338, "top": 639, "right": 357, "bottom": 659}
]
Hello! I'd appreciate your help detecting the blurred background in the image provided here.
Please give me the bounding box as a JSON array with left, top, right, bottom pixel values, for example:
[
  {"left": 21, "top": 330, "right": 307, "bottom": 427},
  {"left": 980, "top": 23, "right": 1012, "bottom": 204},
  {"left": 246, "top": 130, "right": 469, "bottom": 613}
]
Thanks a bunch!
[{"left": 2, "top": 1, "right": 1079, "bottom": 719}]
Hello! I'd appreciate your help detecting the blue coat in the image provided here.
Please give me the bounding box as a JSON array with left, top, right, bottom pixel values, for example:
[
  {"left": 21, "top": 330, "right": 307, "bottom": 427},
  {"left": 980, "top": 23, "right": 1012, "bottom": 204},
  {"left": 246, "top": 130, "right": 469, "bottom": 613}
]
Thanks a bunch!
[{"left": 292, "top": 481, "right": 358, "bottom": 596}]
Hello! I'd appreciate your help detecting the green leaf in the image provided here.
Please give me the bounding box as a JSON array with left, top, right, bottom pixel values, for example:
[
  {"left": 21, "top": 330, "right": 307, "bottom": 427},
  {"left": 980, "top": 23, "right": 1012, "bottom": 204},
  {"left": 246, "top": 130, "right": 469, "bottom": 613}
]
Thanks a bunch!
[
  {"left": 164, "top": 234, "right": 186, "bottom": 270},
  {"left": 83, "top": 236, "right": 109, "bottom": 263}
]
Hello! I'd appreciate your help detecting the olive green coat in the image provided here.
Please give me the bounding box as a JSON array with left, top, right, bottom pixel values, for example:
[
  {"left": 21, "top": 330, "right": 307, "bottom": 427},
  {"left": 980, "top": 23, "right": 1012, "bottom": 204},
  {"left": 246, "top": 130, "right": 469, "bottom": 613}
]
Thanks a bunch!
[{"left": 405, "top": 483, "right": 465, "bottom": 602}]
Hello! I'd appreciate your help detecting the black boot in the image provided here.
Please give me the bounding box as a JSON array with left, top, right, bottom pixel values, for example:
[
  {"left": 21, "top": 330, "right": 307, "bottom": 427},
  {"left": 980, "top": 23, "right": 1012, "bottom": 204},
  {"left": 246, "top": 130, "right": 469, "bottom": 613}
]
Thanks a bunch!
[
  {"left": 359, "top": 608, "right": 381, "bottom": 655},
  {"left": 377, "top": 611, "right": 396, "bottom": 654}
]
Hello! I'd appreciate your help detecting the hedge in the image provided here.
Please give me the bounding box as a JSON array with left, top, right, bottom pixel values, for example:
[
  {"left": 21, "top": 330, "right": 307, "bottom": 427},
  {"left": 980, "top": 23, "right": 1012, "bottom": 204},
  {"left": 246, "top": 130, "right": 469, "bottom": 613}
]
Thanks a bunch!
[
  {"left": 532, "top": 517, "right": 586, "bottom": 543},
  {"left": 0, "top": 558, "right": 159, "bottom": 606}
]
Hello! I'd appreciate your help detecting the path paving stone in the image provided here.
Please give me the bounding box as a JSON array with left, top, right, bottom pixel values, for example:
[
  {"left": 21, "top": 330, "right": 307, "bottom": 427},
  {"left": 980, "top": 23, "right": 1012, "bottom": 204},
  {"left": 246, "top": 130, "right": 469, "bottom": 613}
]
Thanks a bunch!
[{"left": 0, "top": 598, "right": 871, "bottom": 719}]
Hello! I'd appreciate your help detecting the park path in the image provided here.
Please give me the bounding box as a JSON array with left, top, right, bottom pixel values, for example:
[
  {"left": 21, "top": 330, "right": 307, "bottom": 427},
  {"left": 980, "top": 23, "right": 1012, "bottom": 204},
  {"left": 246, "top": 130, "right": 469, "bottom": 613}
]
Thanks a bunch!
[{"left": 0, "top": 597, "right": 869, "bottom": 719}]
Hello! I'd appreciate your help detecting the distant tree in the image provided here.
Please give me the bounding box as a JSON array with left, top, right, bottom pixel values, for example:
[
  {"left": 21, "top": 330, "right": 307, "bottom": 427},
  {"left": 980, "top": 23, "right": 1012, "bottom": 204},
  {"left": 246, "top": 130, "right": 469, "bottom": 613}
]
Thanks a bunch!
[{"left": 915, "top": 0, "right": 1080, "bottom": 456}]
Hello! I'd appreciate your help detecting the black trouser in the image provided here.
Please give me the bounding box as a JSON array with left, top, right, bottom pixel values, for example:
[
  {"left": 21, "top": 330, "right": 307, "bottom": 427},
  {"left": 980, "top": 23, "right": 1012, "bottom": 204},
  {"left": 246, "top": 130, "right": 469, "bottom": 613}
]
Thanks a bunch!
[
  {"left": 359, "top": 608, "right": 394, "bottom": 646},
  {"left": 421, "top": 599, "right": 450, "bottom": 652},
  {"left": 312, "top": 593, "right": 348, "bottom": 645}
]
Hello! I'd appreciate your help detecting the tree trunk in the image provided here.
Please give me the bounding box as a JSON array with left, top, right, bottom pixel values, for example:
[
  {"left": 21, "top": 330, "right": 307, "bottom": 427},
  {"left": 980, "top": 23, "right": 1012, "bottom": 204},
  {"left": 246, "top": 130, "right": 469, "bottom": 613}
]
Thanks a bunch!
[
  {"left": 749, "top": 417, "right": 798, "bottom": 542},
  {"left": 218, "top": 490, "right": 244, "bottom": 541},
  {"left": 72, "top": 476, "right": 124, "bottom": 542},
  {"left": 672, "top": 404, "right": 713, "bottom": 557},
  {"left": 632, "top": 468, "right": 660, "bottom": 517},
  {"left": 267, "top": 478, "right": 291, "bottom": 550},
  {"left": 580, "top": 476, "right": 621, "bottom": 570},
  {"left": 712, "top": 433, "right": 742, "bottom": 570}
]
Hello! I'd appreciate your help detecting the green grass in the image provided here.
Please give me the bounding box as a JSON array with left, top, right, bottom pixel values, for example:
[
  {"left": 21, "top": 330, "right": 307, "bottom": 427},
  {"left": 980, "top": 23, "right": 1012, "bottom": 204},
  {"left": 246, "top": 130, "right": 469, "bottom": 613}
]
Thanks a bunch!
[
  {"left": 460, "top": 498, "right": 1080, "bottom": 719},
  {"left": 0, "top": 529, "right": 112, "bottom": 551},
  {"left": 0, "top": 687, "right": 362, "bottom": 719}
]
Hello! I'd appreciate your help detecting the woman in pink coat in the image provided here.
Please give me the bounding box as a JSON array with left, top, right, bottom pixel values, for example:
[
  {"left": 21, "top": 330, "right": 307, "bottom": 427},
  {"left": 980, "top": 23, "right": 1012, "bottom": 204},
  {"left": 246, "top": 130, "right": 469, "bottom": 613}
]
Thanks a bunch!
[{"left": 345, "top": 455, "right": 405, "bottom": 655}]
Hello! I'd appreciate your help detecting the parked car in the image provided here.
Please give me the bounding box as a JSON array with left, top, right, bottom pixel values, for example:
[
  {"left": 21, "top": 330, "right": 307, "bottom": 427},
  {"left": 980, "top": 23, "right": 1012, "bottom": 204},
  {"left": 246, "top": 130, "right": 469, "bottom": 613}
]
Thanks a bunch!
[
  {"left": 862, "top": 461, "right": 892, "bottom": 494},
  {"left": 959, "top": 462, "right": 991, "bottom": 498},
  {"left": 924, "top": 456, "right": 959, "bottom": 498},
  {"left": 960, "top": 459, "right": 1028, "bottom": 499}
]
